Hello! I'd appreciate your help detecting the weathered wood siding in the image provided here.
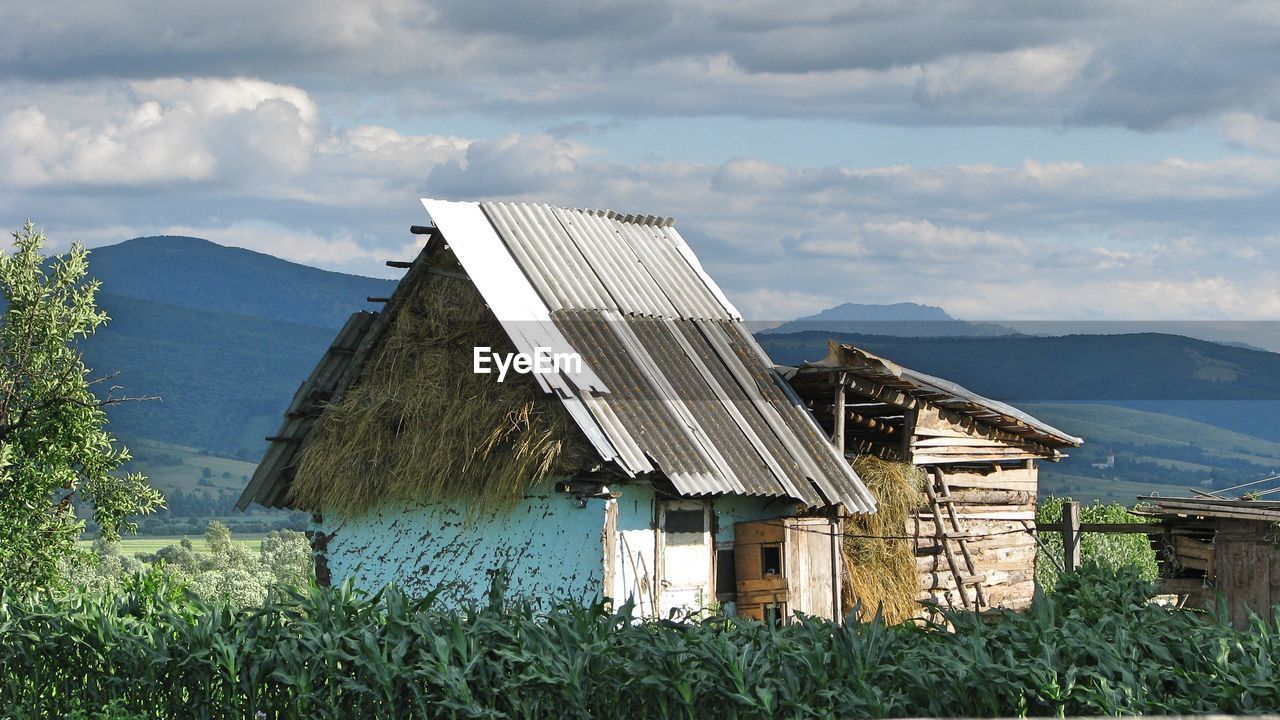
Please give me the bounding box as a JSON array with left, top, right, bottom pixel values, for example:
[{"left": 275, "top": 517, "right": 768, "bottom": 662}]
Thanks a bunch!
[
  {"left": 911, "top": 466, "right": 1039, "bottom": 611},
  {"left": 911, "top": 406, "right": 1051, "bottom": 465},
  {"left": 1211, "top": 519, "right": 1280, "bottom": 628}
]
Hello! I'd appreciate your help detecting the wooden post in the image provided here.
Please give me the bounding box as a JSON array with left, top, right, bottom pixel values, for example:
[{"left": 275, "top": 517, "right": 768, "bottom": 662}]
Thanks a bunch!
[
  {"left": 832, "top": 376, "right": 846, "bottom": 455},
  {"left": 1061, "top": 501, "right": 1081, "bottom": 573},
  {"left": 830, "top": 517, "right": 842, "bottom": 624}
]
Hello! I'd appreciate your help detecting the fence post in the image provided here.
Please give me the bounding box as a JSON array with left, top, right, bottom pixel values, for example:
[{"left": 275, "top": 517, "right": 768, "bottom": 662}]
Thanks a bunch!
[{"left": 1061, "top": 501, "right": 1081, "bottom": 573}]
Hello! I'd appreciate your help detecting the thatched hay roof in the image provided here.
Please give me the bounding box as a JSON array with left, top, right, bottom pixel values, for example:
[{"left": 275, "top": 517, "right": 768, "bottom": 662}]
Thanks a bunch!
[{"left": 287, "top": 250, "right": 591, "bottom": 515}]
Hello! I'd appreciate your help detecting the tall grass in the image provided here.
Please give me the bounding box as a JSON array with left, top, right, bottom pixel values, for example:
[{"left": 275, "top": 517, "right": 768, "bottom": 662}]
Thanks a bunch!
[{"left": 2, "top": 564, "right": 1277, "bottom": 719}]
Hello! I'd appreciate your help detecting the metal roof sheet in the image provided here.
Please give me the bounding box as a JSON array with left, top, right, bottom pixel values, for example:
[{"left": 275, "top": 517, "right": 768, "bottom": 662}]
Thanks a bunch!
[{"left": 470, "top": 200, "right": 870, "bottom": 510}]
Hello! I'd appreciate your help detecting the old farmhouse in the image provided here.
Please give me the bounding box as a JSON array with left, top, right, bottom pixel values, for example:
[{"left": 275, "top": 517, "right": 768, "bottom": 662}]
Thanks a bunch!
[
  {"left": 239, "top": 199, "right": 875, "bottom": 621},
  {"left": 238, "top": 198, "right": 1081, "bottom": 622}
]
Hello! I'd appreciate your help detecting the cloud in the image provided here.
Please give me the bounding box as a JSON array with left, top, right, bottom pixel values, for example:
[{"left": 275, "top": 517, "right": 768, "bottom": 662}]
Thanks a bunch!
[
  {"left": 785, "top": 220, "right": 1029, "bottom": 263},
  {"left": 1221, "top": 112, "right": 1280, "bottom": 155},
  {"left": 6, "top": 78, "right": 1280, "bottom": 322},
  {"left": 426, "top": 133, "right": 598, "bottom": 197},
  {"left": 3, "top": 1, "right": 1280, "bottom": 129},
  {"left": 0, "top": 78, "right": 317, "bottom": 188}
]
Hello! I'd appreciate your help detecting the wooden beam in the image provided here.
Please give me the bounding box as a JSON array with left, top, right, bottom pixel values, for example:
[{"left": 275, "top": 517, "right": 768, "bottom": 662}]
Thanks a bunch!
[{"left": 1035, "top": 522, "right": 1163, "bottom": 534}]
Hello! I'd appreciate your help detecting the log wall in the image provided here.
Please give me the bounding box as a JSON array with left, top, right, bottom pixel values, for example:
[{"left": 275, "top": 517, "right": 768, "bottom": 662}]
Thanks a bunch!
[{"left": 910, "top": 466, "right": 1039, "bottom": 612}]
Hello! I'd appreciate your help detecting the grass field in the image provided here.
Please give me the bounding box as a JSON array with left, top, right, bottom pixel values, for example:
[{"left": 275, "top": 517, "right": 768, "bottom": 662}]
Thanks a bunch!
[
  {"left": 79, "top": 535, "right": 264, "bottom": 557},
  {"left": 121, "top": 436, "right": 258, "bottom": 495},
  {"left": 1038, "top": 469, "right": 1196, "bottom": 507}
]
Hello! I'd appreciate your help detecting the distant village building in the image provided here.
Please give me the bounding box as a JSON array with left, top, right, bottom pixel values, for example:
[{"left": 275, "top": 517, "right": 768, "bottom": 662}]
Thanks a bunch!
[
  {"left": 238, "top": 198, "right": 1080, "bottom": 621},
  {"left": 1091, "top": 448, "right": 1116, "bottom": 470}
]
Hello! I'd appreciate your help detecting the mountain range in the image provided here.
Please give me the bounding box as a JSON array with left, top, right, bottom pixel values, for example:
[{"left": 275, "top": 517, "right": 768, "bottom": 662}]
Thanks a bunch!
[
  {"left": 73, "top": 236, "right": 1280, "bottom": 525},
  {"left": 761, "top": 302, "right": 1016, "bottom": 337}
]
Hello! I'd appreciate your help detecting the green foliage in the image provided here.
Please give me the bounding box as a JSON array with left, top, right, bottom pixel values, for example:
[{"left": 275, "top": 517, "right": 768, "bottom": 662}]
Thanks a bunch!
[
  {"left": 2, "top": 563, "right": 1278, "bottom": 719},
  {"left": 1035, "top": 495, "right": 1159, "bottom": 591},
  {"left": 0, "top": 224, "right": 163, "bottom": 594},
  {"left": 67, "top": 521, "right": 311, "bottom": 607}
]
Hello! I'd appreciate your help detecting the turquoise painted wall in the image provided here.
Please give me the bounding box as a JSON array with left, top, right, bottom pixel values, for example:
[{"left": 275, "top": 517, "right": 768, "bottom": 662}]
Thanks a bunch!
[
  {"left": 712, "top": 495, "right": 793, "bottom": 544},
  {"left": 320, "top": 484, "right": 609, "bottom": 605},
  {"left": 317, "top": 479, "right": 793, "bottom": 614}
]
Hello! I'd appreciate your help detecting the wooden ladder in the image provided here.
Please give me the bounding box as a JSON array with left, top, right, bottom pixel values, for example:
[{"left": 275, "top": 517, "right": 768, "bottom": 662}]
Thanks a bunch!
[{"left": 923, "top": 468, "right": 986, "bottom": 611}]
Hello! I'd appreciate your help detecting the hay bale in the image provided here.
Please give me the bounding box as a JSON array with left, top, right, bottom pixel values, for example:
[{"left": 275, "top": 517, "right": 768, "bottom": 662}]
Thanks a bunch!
[
  {"left": 289, "top": 256, "right": 591, "bottom": 515},
  {"left": 842, "top": 455, "right": 926, "bottom": 624}
]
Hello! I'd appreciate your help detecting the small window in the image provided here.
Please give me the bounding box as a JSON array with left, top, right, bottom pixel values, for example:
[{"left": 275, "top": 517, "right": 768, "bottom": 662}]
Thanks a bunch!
[
  {"left": 715, "top": 547, "right": 737, "bottom": 602},
  {"left": 763, "top": 603, "right": 785, "bottom": 628},
  {"left": 761, "top": 544, "right": 783, "bottom": 576},
  {"left": 664, "top": 509, "right": 706, "bottom": 534}
]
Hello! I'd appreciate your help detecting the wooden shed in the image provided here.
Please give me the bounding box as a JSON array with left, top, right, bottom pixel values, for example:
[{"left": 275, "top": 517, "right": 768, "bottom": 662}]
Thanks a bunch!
[
  {"left": 784, "top": 342, "right": 1083, "bottom": 615},
  {"left": 1135, "top": 496, "right": 1280, "bottom": 628}
]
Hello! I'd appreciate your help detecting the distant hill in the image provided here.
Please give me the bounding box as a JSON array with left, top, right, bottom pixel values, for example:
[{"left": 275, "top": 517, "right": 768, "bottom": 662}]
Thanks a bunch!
[
  {"left": 760, "top": 331, "right": 1280, "bottom": 406},
  {"left": 87, "top": 292, "right": 333, "bottom": 459},
  {"left": 89, "top": 236, "right": 395, "bottom": 329},
  {"left": 762, "top": 302, "right": 1015, "bottom": 337},
  {"left": 758, "top": 330, "right": 1280, "bottom": 496},
  {"left": 66, "top": 236, "right": 1280, "bottom": 520}
]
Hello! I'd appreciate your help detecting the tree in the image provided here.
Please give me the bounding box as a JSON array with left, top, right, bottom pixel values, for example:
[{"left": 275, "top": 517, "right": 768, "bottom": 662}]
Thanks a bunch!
[{"left": 0, "top": 222, "right": 163, "bottom": 593}]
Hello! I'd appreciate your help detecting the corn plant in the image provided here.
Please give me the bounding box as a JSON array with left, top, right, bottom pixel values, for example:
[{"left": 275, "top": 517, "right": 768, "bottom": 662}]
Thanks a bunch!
[{"left": 2, "top": 563, "right": 1278, "bottom": 719}]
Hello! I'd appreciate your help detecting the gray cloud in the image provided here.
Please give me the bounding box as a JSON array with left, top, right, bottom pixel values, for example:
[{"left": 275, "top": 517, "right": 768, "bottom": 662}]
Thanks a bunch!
[{"left": 4, "top": 0, "right": 1280, "bottom": 128}]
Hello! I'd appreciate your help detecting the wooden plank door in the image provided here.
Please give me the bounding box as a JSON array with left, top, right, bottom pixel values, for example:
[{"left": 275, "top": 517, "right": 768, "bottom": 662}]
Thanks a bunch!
[{"left": 656, "top": 499, "right": 713, "bottom": 617}]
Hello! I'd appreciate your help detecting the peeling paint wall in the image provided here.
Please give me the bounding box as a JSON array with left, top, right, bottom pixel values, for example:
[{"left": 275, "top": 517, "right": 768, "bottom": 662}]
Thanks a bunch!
[
  {"left": 609, "top": 483, "right": 658, "bottom": 616},
  {"left": 320, "top": 483, "right": 608, "bottom": 605},
  {"left": 712, "top": 495, "right": 793, "bottom": 544},
  {"left": 318, "top": 479, "right": 795, "bottom": 616}
]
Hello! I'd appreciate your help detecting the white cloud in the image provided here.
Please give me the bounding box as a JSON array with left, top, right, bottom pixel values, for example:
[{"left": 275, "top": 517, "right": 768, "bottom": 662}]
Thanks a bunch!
[
  {"left": 0, "top": 78, "right": 318, "bottom": 188},
  {"left": 916, "top": 45, "right": 1095, "bottom": 104},
  {"left": 1221, "top": 112, "right": 1280, "bottom": 155},
  {"left": 7, "top": 78, "right": 1280, "bottom": 322}
]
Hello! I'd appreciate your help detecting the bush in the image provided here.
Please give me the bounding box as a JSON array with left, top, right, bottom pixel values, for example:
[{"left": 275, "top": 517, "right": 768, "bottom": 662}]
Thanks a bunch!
[
  {"left": 3, "top": 563, "right": 1277, "bottom": 719},
  {"left": 65, "top": 522, "right": 311, "bottom": 607},
  {"left": 1035, "top": 495, "right": 1159, "bottom": 591}
]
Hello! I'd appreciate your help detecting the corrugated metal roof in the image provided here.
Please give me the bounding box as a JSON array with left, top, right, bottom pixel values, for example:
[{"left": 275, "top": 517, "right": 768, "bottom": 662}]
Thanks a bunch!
[
  {"left": 468, "top": 200, "right": 868, "bottom": 509},
  {"left": 791, "top": 342, "right": 1083, "bottom": 449},
  {"left": 239, "top": 199, "right": 873, "bottom": 513},
  {"left": 482, "top": 201, "right": 737, "bottom": 321}
]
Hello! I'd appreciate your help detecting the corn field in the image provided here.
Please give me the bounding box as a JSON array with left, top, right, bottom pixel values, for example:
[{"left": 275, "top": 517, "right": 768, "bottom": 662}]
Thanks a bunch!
[{"left": 2, "top": 563, "right": 1278, "bottom": 719}]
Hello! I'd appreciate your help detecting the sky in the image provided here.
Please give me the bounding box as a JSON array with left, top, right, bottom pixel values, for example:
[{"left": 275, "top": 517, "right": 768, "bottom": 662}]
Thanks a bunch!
[{"left": 2, "top": 0, "right": 1280, "bottom": 323}]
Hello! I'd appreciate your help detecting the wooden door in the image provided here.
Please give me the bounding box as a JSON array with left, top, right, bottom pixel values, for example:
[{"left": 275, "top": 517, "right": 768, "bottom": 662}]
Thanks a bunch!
[{"left": 656, "top": 500, "right": 713, "bottom": 617}]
